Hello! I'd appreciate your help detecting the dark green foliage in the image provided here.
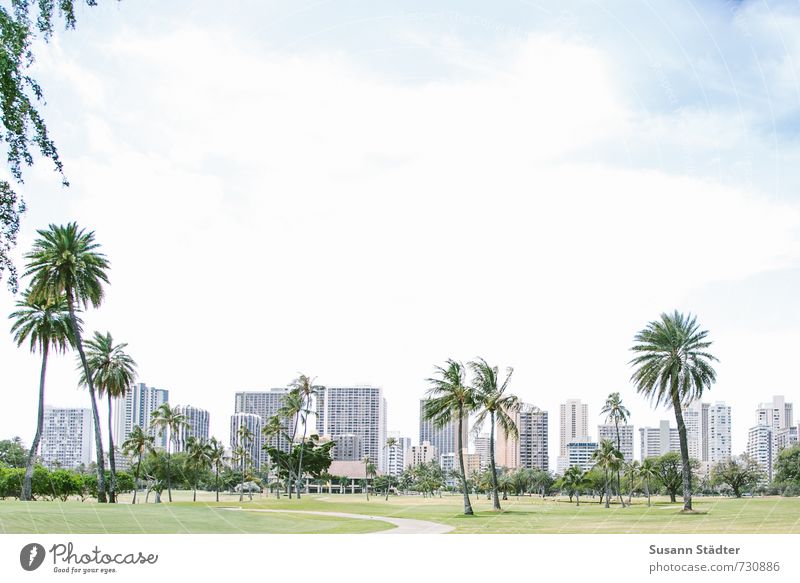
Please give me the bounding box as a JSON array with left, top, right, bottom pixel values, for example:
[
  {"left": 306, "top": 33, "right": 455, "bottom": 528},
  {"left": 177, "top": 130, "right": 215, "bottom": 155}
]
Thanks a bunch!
[
  {"left": 711, "top": 455, "right": 763, "bottom": 497},
  {"left": 0, "top": 1, "right": 101, "bottom": 291},
  {"left": 0, "top": 437, "right": 27, "bottom": 467},
  {"left": 653, "top": 452, "right": 698, "bottom": 502},
  {"left": 265, "top": 434, "right": 334, "bottom": 482},
  {"left": 0, "top": 466, "right": 24, "bottom": 497},
  {"left": 774, "top": 445, "right": 800, "bottom": 487}
]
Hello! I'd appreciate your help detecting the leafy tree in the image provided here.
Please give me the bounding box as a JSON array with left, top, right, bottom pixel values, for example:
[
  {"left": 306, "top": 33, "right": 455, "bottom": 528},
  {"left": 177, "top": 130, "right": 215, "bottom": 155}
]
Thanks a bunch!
[
  {"left": 711, "top": 455, "right": 763, "bottom": 497},
  {"left": 470, "top": 357, "right": 519, "bottom": 511},
  {"left": 9, "top": 291, "right": 75, "bottom": 500},
  {"left": 639, "top": 458, "right": 658, "bottom": 506},
  {"left": 25, "top": 223, "right": 111, "bottom": 502},
  {"left": 288, "top": 374, "right": 322, "bottom": 499},
  {"left": 185, "top": 436, "right": 212, "bottom": 502},
  {"left": 363, "top": 456, "right": 376, "bottom": 500},
  {"left": 0, "top": 2, "right": 118, "bottom": 292},
  {"left": 601, "top": 392, "right": 630, "bottom": 507},
  {"left": 232, "top": 424, "right": 254, "bottom": 502},
  {"left": 654, "top": 452, "right": 698, "bottom": 503},
  {"left": 149, "top": 402, "right": 187, "bottom": 502},
  {"left": 79, "top": 331, "right": 137, "bottom": 503},
  {"left": 277, "top": 390, "right": 305, "bottom": 498},
  {"left": 121, "top": 425, "right": 153, "bottom": 504},
  {"left": 47, "top": 469, "right": 81, "bottom": 501},
  {"left": 774, "top": 445, "right": 800, "bottom": 486},
  {"left": 208, "top": 437, "right": 227, "bottom": 502},
  {"left": 624, "top": 460, "right": 641, "bottom": 505},
  {"left": 561, "top": 465, "right": 589, "bottom": 505},
  {"left": 630, "top": 311, "right": 718, "bottom": 511},
  {"left": 423, "top": 359, "right": 476, "bottom": 515},
  {"left": 0, "top": 437, "right": 27, "bottom": 467},
  {"left": 0, "top": 466, "right": 24, "bottom": 497}
]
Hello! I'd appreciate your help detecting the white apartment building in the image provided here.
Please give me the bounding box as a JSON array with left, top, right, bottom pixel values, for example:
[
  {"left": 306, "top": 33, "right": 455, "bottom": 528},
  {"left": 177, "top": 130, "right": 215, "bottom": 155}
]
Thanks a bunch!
[
  {"left": 706, "top": 402, "right": 732, "bottom": 465},
  {"left": 474, "top": 433, "right": 491, "bottom": 470},
  {"left": 566, "top": 438, "right": 598, "bottom": 472},
  {"left": 40, "top": 406, "right": 93, "bottom": 468},
  {"left": 682, "top": 405, "right": 702, "bottom": 461},
  {"left": 639, "top": 420, "right": 680, "bottom": 460},
  {"left": 406, "top": 441, "right": 438, "bottom": 468},
  {"left": 331, "top": 433, "right": 362, "bottom": 460},
  {"left": 749, "top": 396, "right": 795, "bottom": 480},
  {"left": 174, "top": 405, "right": 210, "bottom": 452},
  {"left": 386, "top": 432, "right": 411, "bottom": 477},
  {"left": 317, "top": 386, "right": 387, "bottom": 473},
  {"left": 235, "top": 389, "right": 295, "bottom": 467},
  {"left": 747, "top": 424, "right": 773, "bottom": 482},
  {"left": 557, "top": 399, "right": 588, "bottom": 471},
  {"left": 113, "top": 382, "right": 169, "bottom": 449},
  {"left": 419, "top": 399, "right": 468, "bottom": 458},
  {"left": 229, "top": 413, "right": 263, "bottom": 471},
  {"left": 597, "top": 423, "right": 634, "bottom": 462}
]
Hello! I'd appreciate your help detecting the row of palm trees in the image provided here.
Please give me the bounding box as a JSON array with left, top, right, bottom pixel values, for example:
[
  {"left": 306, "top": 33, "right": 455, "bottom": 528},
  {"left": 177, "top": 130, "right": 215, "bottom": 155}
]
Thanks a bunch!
[{"left": 562, "top": 454, "right": 660, "bottom": 507}]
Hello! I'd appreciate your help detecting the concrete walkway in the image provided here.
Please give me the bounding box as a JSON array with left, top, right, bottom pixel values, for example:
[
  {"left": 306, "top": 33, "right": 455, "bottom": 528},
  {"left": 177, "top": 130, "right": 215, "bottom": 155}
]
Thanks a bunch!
[{"left": 234, "top": 508, "right": 454, "bottom": 534}]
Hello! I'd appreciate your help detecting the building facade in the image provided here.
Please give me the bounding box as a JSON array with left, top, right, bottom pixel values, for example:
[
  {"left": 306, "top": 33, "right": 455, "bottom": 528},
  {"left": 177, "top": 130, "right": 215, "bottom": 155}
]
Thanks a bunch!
[
  {"left": 40, "top": 406, "right": 93, "bottom": 468},
  {"left": 566, "top": 438, "right": 598, "bottom": 472},
  {"left": 113, "top": 382, "right": 169, "bottom": 449},
  {"left": 235, "top": 389, "right": 296, "bottom": 467},
  {"left": 474, "top": 433, "right": 491, "bottom": 471},
  {"left": 174, "top": 405, "right": 210, "bottom": 452},
  {"left": 557, "top": 399, "right": 588, "bottom": 471},
  {"left": 749, "top": 395, "right": 795, "bottom": 480},
  {"left": 406, "top": 441, "right": 438, "bottom": 468},
  {"left": 386, "top": 432, "right": 411, "bottom": 477},
  {"left": 229, "top": 413, "right": 263, "bottom": 471},
  {"left": 639, "top": 420, "right": 680, "bottom": 460},
  {"left": 419, "top": 399, "right": 468, "bottom": 458},
  {"left": 597, "top": 423, "right": 634, "bottom": 462},
  {"left": 331, "top": 433, "right": 362, "bottom": 461},
  {"left": 317, "top": 386, "right": 387, "bottom": 473},
  {"left": 747, "top": 424, "right": 773, "bottom": 482}
]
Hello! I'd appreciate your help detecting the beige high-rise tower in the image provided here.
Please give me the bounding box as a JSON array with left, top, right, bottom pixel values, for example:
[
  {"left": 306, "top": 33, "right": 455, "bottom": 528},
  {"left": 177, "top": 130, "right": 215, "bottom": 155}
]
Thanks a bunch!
[{"left": 557, "top": 399, "right": 589, "bottom": 473}]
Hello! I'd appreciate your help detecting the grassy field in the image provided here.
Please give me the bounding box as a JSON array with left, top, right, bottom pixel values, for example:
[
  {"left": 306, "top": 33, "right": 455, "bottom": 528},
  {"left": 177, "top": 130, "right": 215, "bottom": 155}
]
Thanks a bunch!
[{"left": 2, "top": 491, "right": 799, "bottom": 534}]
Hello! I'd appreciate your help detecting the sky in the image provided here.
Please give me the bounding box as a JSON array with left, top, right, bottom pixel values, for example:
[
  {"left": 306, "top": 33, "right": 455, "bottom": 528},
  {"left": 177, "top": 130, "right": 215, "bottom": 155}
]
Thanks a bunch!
[{"left": 2, "top": 0, "right": 800, "bottom": 470}]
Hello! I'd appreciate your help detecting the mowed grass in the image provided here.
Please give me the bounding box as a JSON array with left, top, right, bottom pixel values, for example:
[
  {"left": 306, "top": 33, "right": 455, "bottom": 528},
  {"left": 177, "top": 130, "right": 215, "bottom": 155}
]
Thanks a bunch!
[{"left": 2, "top": 491, "right": 800, "bottom": 533}]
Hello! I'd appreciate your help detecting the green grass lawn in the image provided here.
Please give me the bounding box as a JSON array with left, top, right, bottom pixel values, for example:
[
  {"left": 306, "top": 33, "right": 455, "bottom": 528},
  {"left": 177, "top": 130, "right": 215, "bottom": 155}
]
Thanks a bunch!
[{"left": 2, "top": 491, "right": 799, "bottom": 533}]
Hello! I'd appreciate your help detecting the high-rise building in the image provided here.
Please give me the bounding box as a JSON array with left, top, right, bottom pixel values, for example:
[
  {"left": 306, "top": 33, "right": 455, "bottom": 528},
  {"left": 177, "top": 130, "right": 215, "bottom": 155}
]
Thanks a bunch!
[
  {"left": 747, "top": 424, "right": 773, "bottom": 482},
  {"left": 174, "top": 405, "right": 210, "bottom": 452},
  {"left": 474, "top": 433, "right": 491, "bottom": 471},
  {"left": 113, "top": 382, "right": 169, "bottom": 449},
  {"left": 406, "top": 441, "right": 438, "bottom": 468},
  {"left": 386, "top": 432, "right": 411, "bottom": 477},
  {"left": 597, "top": 423, "right": 634, "bottom": 462},
  {"left": 566, "top": 438, "right": 597, "bottom": 472},
  {"left": 40, "top": 406, "right": 94, "bottom": 468},
  {"left": 331, "top": 433, "right": 362, "bottom": 460},
  {"left": 234, "top": 389, "right": 295, "bottom": 467},
  {"left": 557, "top": 399, "right": 588, "bottom": 471},
  {"left": 639, "top": 420, "right": 680, "bottom": 460},
  {"left": 706, "top": 402, "right": 732, "bottom": 465},
  {"left": 229, "top": 413, "right": 263, "bottom": 471},
  {"left": 463, "top": 452, "right": 482, "bottom": 477},
  {"left": 419, "top": 399, "right": 468, "bottom": 458},
  {"left": 756, "top": 396, "right": 793, "bottom": 431},
  {"left": 496, "top": 404, "right": 547, "bottom": 470},
  {"left": 317, "top": 386, "right": 387, "bottom": 473},
  {"left": 682, "top": 405, "right": 702, "bottom": 461}
]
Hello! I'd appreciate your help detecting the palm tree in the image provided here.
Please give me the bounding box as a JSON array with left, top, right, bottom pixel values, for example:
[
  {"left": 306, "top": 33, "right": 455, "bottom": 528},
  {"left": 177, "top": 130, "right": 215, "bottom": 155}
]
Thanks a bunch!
[
  {"left": 601, "top": 392, "right": 630, "bottom": 507},
  {"left": 9, "top": 291, "right": 75, "bottom": 501},
  {"left": 79, "top": 331, "right": 137, "bottom": 503},
  {"left": 629, "top": 311, "right": 718, "bottom": 511},
  {"left": 231, "top": 444, "right": 250, "bottom": 502},
  {"left": 288, "top": 374, "right": 321, "bottom": 499},
  {"left": 208, "top": 437, "right": 227, "bottom": 502},
  {"left": 150, "top": 402, "right": 187, "bottom": 503},
  {"left": 278, "top": 389, "right": 304, "bottom": 498},
  {"left": 625, "top": 460, "right": 641, "bottom": 506},
  {"left": 262, "top": 415, "right": 285, "bottom": 499},
  {"left": 384, "top": 437, "right": 397, "bottom": 501},
  {"left": 562, "top": 465, "right": 588, "bottom": 506},
  {"left": 469, "top": 357, "right": 519, "bottom": 511},
  {"left": 639, "top": 458, "right": 658, "bottom": 507},
  {"left": 24, "top": 223, "right": 111, "bottom": 502},
  {"left": 185, "top": 437, "right": 212, "bottom": 502},
  {"left": 592, "top": 439, "right": 624, "bottom": 508},
  {"left": 235, "top": 424, "right": 254, "bottom": 501},
  {"left": 363, "top": 456, "right": 377, "bottom": 500},
  {"left": 423, "top": 359, "right": 476, "bottom": 516},
  {"left": 121, "top": 425, "right": 153, "bottom": 504}
]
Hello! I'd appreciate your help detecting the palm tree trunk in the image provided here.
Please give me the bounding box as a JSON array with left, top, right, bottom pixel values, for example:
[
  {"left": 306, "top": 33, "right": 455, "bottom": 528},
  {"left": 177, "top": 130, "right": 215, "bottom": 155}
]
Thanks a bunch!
[
  {"left": 671, "top": 393, "right": 693, "bottom": 511},
  {"left": 67, "top": 295, "right": 107, "bottom": 503},
  {"left": 166, "top": 440, "right": 173, "bottom": 503},
  {"left": 107, "top": 393, "right": 117, "bottom": 503},
  {"left": 488, "top": 413, "right": 501, "bottom": 511},
  {"left": 22, "top": 345, "right": 48, "bottom": 501},
  {"left": 646, "top": 478, "right": 651, "bottom": 507},
  {"left": 215, "top": 466, "right": 220, "bottom": 502},
  {"left": 456, "top": 404, "right": 474, "bottom": 515},
  {"left": 296, "top": 400, "right": 309, "bottom": 499},
  {"left": 615, "top": 419, "right": 625, "bottom": 507},
  {"left": 133, "top": 456, "right": 142, "bottom": 504},
  {"left": 604, "top": 469, "right": 610, "bottom": 508}
]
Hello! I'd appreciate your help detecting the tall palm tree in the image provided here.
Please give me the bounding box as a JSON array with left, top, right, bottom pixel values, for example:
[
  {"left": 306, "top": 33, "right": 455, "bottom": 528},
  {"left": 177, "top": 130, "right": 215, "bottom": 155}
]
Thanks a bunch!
[
  {"left": 79, "top": 331, "right": 137, "bottom": 503},
  {"left": 601, "top": 392, "right": 630, "bottom": 507},
  {"left": 262, "top": 415, "right": 285, "bottom": 499},
  {"left": 278, "top": 390, "right": 304, "bottom": 498},
  {"left": 185, "top": 437, "right": 212, "bottom": 502},
  {"left": 208, "top": 437, "right": 227, "bottom": 503},
  {"left": 384, "top": 437, "right": 397, "bottom": 501},
  {"left": 470, "top": 357, "right": 519, "bottom": 511},
  {"left": 629, "top": 311, "right": 718, "bottom": 511},
  {"left": 562, "top": 465, "right": 588, "bottom": 506},
  {"left": 122, "top": 425, "right": 154, "bottom": 504},
  {"left": 24, "top": 223, "right": 111, "bottom": 502},
  {"left": 592, "top": 439, "right": 623, "bottom": 508},
  {"left": 639, "top": 458, "right": 658, "bottom": 507},
  {"left": 288, "top": 374, "right": 321, "bottom": 499},
  {"left": 363, "top": 455, "right": 376, "bottom": 500},
  {"left": 423, "top": 359, "right": 476, "bottom": 515},
  {"left": 625, "top": 460, "right": 641, "bottom": 506},
  {"left": 235, "top": 424, "right": 254, "bottom": 502},
  {"left": 231, "top": 445, "right": 250, "bottom": 503},
  {"left": 9, "top": 291, "right": 75, "bottom": 501},
  {"left": 150, "top": 402, "right": 187, "bottom": 503}
]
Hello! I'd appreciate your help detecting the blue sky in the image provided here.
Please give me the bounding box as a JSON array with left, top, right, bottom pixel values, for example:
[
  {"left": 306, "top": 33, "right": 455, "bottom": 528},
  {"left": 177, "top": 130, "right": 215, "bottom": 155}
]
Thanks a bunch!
[{"left": 2, "top": 0, "right": 800, "bottom": 468}]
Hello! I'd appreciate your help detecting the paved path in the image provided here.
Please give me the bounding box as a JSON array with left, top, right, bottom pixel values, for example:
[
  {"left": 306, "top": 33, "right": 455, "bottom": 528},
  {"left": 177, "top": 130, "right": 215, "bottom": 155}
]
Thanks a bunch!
[{"left": 232, "top": 508, "right": 454, "bottom": 534}]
